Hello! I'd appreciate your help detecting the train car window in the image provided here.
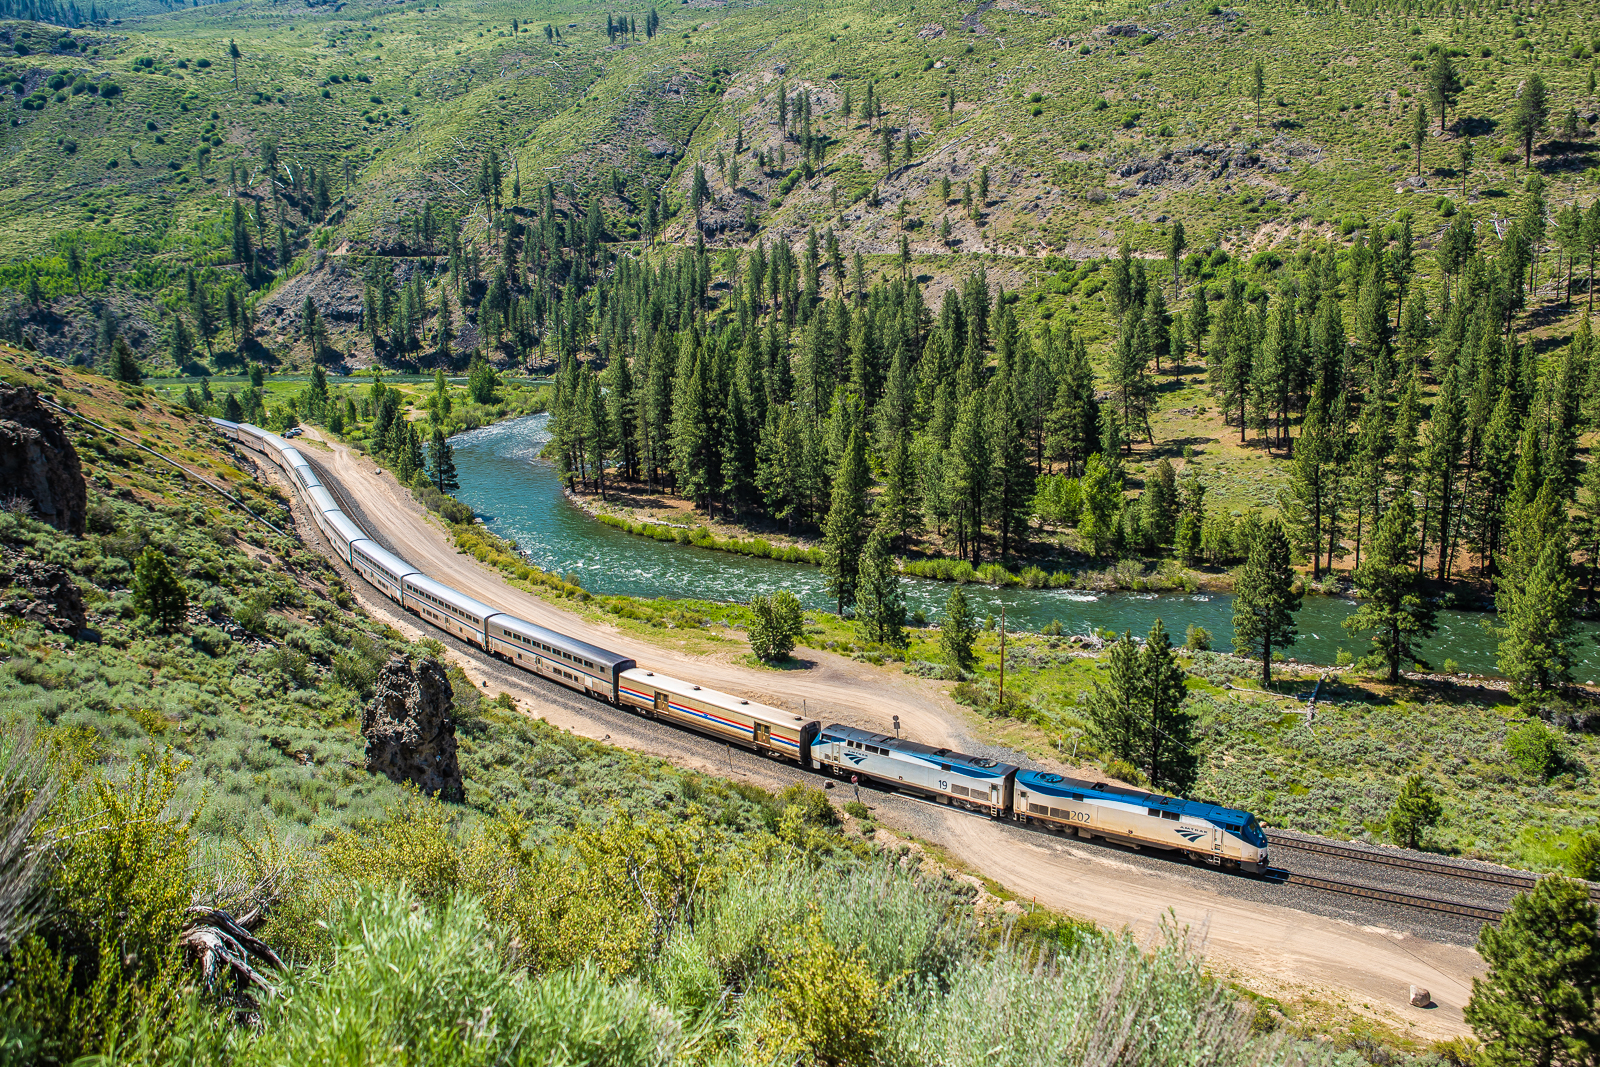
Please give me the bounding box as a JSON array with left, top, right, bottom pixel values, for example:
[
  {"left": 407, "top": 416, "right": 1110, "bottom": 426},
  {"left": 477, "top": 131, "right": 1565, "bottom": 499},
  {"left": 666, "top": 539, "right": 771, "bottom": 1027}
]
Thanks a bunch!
[
  {"left": 1163, "top": 811, "right": 1179, "bottom": 821},
  {"left": 1147, "top": 808, "right": 1162, "bottom": 818},
  {"left": 1069, "top": 793, "right": 1084, "bottom": 802},
  {"left": 940, "top": 763, "right": 951, "bottom": 771}
]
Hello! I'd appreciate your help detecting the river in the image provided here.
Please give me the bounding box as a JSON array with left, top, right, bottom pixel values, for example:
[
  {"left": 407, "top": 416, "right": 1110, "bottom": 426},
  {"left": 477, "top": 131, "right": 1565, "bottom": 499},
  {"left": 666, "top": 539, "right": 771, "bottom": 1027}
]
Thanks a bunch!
[{"left": 451, "top": 414, "right": 1600, "bottom": 680}]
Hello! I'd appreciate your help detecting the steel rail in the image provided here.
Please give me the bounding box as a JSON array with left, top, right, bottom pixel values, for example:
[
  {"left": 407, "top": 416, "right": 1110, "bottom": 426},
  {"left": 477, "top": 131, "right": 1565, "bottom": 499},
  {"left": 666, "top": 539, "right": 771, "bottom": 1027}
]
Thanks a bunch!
[{"left": 1264, "top": 868, "right": 1505, "bottom": 922}]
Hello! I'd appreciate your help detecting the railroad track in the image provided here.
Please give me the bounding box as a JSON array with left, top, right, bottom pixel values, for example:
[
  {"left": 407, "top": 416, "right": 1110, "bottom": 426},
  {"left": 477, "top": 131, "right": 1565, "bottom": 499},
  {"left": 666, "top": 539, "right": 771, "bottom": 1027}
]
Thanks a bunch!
[
  {"left": 1267, "top": 832, "right": 1538, "bottom": 892},
  {"left": 1265, "top": 868, "right": 1505, "bottom": 923},
  {"left": 1267, "top": 832, "right": 1600, "bottom": 903}
]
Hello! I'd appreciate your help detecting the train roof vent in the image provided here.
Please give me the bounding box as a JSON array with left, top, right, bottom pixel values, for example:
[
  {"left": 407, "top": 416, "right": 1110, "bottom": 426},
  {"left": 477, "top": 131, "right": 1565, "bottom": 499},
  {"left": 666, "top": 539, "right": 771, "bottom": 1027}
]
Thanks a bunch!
[
  {"left": 1093, "top": 782, "right": 1108, "bottom": 789},
  {"left": 740, "top": 700, "right": 749, "bottom": 705},
  {"left": 971, "top": 757, "right": 998, "bottom": 768}
]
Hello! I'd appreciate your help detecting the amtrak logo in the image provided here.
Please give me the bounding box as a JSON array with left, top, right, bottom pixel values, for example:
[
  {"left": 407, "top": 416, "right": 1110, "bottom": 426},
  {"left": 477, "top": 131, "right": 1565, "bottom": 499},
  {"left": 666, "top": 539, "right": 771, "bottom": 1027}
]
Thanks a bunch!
[
  {"left": 844, "top": 752, "right": 867, "bottom": 766},
  {"left": 1174, "top": 826, "right": 1209, "bottom": 844}
]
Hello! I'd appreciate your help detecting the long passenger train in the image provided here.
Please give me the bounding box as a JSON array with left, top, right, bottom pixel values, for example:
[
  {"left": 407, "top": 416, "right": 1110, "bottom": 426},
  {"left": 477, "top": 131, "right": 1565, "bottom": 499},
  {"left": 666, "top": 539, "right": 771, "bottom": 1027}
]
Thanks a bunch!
[{"left": 213, "top": 418, "right": 1269, "bottom": 874}]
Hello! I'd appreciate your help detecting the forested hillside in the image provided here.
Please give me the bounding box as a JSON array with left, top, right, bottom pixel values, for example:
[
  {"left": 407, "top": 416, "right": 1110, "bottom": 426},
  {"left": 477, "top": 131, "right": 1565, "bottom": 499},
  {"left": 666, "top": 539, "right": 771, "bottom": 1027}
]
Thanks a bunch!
[{"left": 2, "top": 0, "right": 1600, "bottom": 665}]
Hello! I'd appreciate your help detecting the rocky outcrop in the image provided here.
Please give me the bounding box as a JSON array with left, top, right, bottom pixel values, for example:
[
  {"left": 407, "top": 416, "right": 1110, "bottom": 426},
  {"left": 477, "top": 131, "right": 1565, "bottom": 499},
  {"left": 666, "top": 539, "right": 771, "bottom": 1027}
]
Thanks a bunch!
[
  {"left": 2, "top": 559, "right": 85, "bottom": 634},
  {"left": 362, "top": 654, "right": 464, "bottom": 802},
  {"left": 0, "top": 385, "right": 85, "bottom": 535}
]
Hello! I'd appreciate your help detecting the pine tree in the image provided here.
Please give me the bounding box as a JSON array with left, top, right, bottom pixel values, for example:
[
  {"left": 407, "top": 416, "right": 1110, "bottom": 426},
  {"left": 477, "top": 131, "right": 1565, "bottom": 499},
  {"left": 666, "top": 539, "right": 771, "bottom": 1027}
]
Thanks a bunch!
[
  {"left": 1412, "top": 100, "right": 1428, "bottom": 177},
  {"left": 1422, "top": 364, "right": 1466, "bottom": 579},
  {"left": 939, "top": 586, "right": 977, "bottom": 677},
  {"left": 1086, "top": 631, "right": 1144, "bottom": 766},
  {"left": 1428, "top": 51, "right": 1462, "bottom": 134},
  {"left": 110, "top": 337, "right": 142, "bottom": 385},
  {"left": 671, "top": 343, "right": 718, "bottom": 509},
  {"left": 855, "top": 520, "right": 906, "bottom": 648},
  {"left": 1285, "top": 387, "right": 1331, "bottom": 577},
  {"left": 429, "top": 426, "right": 460, "bottom": 494},
  {"left": 1343, "top": 496, "right": 1436, "bottom": 681},
  {"left": 1497, "top": 487, "right": 1576, "bottom": 698},
  {"left": 1465, "top": 876, "right": 1600, "bottom": 1066},
  {"left": 1512, "top": 72, "right": 1549, "bottom": 170},
  {"left": 131, "top": 546, "right": 187, "bottom": 630},
  {"left": 1388, "top": 774, "right": 1442, "bottom": 849},
  {"left": 1139, "top": 618, "right": 1197, "bottom": 793},
  {"left": 822, "top": 426, "right": 869, "bottom": 615},
  {"left": 436, "top": 289, "right": 453, "bottom": 363},
  {"left": 945, "top": 390, "right": 991, "bottom": 564},
  {"left": 1232, "top": 519, "right": 1301, "bottom": 685}
]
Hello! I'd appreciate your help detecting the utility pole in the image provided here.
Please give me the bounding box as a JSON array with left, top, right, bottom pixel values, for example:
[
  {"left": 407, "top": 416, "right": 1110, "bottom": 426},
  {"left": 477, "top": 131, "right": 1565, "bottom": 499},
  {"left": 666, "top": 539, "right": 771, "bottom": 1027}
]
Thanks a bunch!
[{"left": 998, "top": 605, "right": 1006, "bottom": 709}]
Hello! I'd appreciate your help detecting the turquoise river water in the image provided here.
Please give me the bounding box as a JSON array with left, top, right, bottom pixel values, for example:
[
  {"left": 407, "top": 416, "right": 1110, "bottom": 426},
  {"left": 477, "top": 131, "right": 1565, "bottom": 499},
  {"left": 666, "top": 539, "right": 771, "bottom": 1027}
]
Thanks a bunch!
[{"left": 451, "top": 414, "right": 1600, "bottom": 680}]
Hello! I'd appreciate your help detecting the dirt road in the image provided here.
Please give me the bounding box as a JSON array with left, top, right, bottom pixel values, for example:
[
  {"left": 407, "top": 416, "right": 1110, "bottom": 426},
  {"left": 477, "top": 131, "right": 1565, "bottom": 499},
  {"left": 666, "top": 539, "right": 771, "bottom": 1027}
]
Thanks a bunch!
[
  {"left": 284, "top": 429, "right": 1485, "bottom": 1044},
  {"left": 307, "top": 432, "right": 972, "bottom": 751}
]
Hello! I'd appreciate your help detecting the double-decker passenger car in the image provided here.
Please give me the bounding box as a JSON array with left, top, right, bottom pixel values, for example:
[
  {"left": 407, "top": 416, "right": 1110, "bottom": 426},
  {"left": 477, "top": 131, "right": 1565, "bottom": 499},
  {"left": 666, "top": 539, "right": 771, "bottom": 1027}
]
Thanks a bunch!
[
  {"left": 349, "top": 538, "right": 415, "bottom": 602},
  {"left": 1015, "top": 771, "right": 1269, "bottom": 872},
  {"left": 486, "top": 613, "right": 635, "bottom": 701},
  {"left": 619, "top": 669, "right": 819, "bottom": 761},
  {"left": 811, "top": 724, "right": 1018, "bottom": 817},
  {"left": 400, "top": 571, "right": 497, "bottom": 649}
]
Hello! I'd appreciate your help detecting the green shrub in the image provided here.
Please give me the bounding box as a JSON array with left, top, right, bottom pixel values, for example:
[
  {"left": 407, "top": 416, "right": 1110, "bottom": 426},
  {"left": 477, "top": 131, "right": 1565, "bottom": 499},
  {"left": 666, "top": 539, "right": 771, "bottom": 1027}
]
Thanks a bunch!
[
  {"left": 243, "top": 887, "right": 682, "bottom": 1067},
  {"left": 1507, "top": 720, "right": 1564, "bottom": 781},
  {"left": 1567, "top": 833, "right": 1600, "bottom": 880},
  {"left": 749, "top": 589, "right": 804, "bottom": 661},
  {"left": 1103, "top": 758, "right": 1144, "bottom": 786},
  {"left": 131, "top": 545, "right": 187, "bottom": 629},
  {"left": 0, "top": 753, "right": 197, "bottom": 1063}
]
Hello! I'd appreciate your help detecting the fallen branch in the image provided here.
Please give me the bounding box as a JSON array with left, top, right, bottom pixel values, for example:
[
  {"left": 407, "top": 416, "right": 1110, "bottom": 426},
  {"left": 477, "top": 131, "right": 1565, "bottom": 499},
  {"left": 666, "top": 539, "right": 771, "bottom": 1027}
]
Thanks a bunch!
[{"left": 181, "top": 906, "right": 285, "bottom": 996}]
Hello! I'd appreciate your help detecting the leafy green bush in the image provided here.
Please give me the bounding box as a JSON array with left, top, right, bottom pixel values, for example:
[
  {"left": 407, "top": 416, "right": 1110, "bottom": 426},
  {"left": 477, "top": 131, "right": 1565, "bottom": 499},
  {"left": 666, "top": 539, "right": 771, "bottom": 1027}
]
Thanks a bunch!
[
  {"left": 242, "top": 888, "right": 682, "bottom": 1067},
  {"left": 1507, "top": 720, "right": 1564, "bottom": 781},
  {"left": 0, "top": 753, "right": 197, "bottom": 1064},
  {"left": 1103, "top": 758, "right": 1144, "bottom": 785},
  {"left": 749, "top": 589, "right": 804, "bottom": 661},
  {"left": 1567, "top": 834, "right": 1600, "bottom": 880}
]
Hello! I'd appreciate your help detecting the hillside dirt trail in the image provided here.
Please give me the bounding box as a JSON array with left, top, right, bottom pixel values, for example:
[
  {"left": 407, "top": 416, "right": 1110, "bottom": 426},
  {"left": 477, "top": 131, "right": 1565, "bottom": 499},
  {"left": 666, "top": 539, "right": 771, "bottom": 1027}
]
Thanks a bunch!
[{"left": 294, "top": 428, "right": 1484, "bottom": 1044}]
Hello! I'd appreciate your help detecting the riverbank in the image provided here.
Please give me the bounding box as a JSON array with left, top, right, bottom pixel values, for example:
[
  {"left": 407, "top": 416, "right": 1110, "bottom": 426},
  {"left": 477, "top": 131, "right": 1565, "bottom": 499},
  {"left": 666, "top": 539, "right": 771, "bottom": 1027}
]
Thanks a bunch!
[
  {"left": 561, "top": 480, "right": 1237, "bottom": 594},
  {"left": 293, "top": 413, "right": 1600, "bottom": 877}
]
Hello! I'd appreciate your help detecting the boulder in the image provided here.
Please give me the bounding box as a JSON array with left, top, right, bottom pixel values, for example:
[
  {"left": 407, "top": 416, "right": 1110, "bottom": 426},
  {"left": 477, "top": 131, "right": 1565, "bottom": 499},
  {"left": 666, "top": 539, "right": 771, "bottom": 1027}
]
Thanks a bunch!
[
  {"left": 1409, "top": 985, "right": 1432, "bottom": 1008},
  {"left": 0, "top": 385, "right": 85, "bottom": 535},
  {"left": 2, "top": 559, "right": 85, "bottom": 633},
  {"left": 362, "top": 654, "right": 464, "bottom": 802}
]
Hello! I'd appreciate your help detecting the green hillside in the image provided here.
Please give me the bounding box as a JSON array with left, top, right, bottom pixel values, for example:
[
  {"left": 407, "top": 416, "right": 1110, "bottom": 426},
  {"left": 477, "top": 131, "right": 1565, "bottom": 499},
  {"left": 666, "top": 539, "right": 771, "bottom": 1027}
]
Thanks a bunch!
[
  {"left": 2, "top": 0, "right": 1600, "bottom": 591},
  {"left": 2, "top": 0, "right": 1596, "bottom": 344}
]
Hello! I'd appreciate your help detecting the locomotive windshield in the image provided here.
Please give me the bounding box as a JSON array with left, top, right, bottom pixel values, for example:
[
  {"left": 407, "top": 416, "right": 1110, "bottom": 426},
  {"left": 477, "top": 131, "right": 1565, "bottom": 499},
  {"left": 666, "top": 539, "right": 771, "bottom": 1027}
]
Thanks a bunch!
[{"left": 1242, "top": 815, "right": 1267, "bottom": 847}]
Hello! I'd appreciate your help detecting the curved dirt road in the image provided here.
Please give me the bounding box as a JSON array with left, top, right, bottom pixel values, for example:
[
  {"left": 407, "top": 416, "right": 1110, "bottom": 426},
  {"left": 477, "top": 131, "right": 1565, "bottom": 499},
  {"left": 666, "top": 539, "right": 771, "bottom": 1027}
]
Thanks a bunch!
[
  {"left": 307, "top": 431, "right": 971, "bottom": 750},
  {"left": 285, "top": 429, "right": 1484, "bottom": 1044}
]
